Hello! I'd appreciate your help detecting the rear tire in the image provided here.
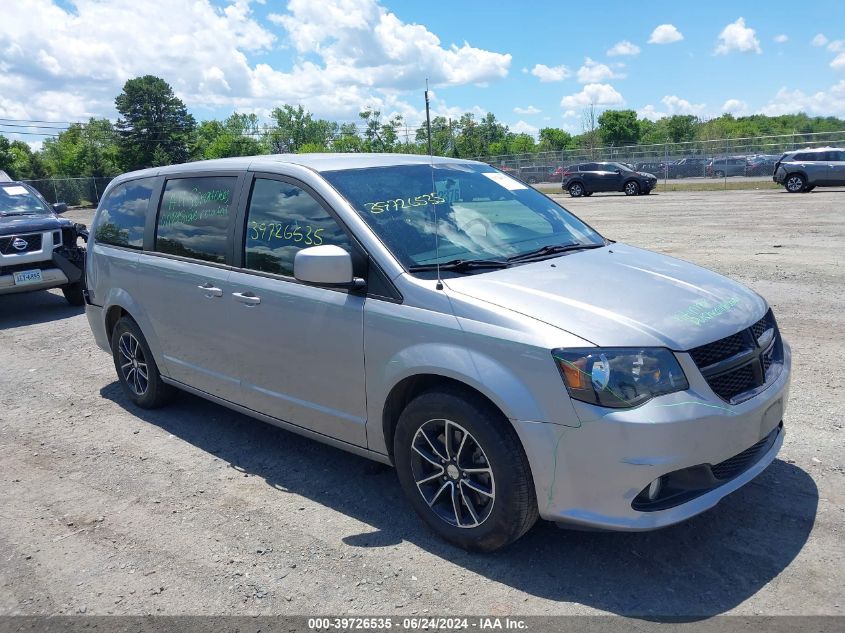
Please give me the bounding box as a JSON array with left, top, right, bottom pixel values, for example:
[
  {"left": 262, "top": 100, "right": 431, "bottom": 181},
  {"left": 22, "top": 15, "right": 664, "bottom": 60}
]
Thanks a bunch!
[
  {"left": 714, "top": 170, "right": 725, "bottom": 179},
  {"left": 785, "top": 174, "right": 806, "bottom": 193},
  {"left": 111, "top": 317, "right": 172, "bottom": 409},
  {"left": 393, "top": 387, "right": 538, "bottom": 552},
  {"left": 62, "top": 282, "right": 85, "bottom": 306},
  {"left": 624, "top": 180, "right": 640, "bottom": 196},
  {"left": 568, "top": 182, "right": 585, "bottom": 197}
]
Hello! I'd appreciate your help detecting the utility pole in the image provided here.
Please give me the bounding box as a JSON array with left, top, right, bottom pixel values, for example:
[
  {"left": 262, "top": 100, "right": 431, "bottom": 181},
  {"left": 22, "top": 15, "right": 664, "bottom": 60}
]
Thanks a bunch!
[{"left": 425, "top": 78, "right": 433, "bottom": 156}]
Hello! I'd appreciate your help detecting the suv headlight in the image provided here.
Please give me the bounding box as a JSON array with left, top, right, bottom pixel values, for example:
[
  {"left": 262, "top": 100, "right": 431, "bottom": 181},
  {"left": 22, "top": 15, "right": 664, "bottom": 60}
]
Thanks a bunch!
[{"left": 553, "top": 348, "right": 688, "bottom": 409}]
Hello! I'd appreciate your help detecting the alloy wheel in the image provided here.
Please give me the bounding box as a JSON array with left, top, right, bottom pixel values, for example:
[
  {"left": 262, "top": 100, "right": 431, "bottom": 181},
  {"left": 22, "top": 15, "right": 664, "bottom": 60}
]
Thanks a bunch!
[
  {"left": 786, "top": 175, "right": 804, "bottom": 192},
  {"left": 625, "top": 181, "right": 638, "bottom": 195},
  {"left": 118, "top": 333, "right": 149, "bottom": 396},
  {"left": 410, "top": 419, "right": 495, "bottom": 529}
]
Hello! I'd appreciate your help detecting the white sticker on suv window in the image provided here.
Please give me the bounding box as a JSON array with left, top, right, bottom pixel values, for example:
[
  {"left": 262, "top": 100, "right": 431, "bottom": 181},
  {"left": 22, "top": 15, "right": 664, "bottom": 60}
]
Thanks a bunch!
[
  {"left": 2, "top": 186, "right": 28, "bottom": 196},
  {"left": 482, "top": 172, "right": 528, "bottom": 190}
]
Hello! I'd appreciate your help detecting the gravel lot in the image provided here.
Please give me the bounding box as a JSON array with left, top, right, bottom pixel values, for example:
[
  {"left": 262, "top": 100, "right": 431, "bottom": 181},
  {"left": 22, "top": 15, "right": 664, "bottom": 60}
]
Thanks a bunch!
[{"left": 1, "top": 188, "right": 842, "bottom": 618}]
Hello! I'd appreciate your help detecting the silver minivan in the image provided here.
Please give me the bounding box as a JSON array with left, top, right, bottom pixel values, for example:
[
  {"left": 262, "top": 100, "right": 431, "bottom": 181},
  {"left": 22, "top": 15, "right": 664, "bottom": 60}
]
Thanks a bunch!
[{"left": 85, "top": 154, "right": 790, "bottom": 551}]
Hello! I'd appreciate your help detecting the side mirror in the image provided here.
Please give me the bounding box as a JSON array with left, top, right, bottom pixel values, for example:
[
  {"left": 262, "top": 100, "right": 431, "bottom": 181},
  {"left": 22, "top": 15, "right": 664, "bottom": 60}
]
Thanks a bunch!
[
  {"left": 614, "top": 169, "right": 622, "bottom": 174},
  {"left": 53, "top": 202, "right": 68, "bottom": 214},
  {"left": 294, "top": 245, "right": 365, "bottom": 289}
]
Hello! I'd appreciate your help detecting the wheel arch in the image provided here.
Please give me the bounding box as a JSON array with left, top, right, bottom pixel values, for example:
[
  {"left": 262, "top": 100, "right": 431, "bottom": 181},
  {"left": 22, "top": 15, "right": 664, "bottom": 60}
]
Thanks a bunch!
[
  {"left": 101, "top": 289, "right": 168, "bottom": 375},
  {"left": 381, "top": 374, "right": 513, "bottom": 465}
]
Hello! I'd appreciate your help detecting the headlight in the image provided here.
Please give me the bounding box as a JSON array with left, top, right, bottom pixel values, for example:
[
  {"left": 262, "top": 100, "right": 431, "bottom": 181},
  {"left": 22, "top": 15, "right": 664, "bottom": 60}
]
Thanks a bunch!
[{"left": 552, "top": 348, "right": 688, "bottom": 409}]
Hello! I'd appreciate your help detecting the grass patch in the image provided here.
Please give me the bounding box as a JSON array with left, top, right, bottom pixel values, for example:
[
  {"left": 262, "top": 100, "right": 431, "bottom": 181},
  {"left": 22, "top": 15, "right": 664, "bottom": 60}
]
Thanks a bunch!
[{"left": 537, "top": 180, "right": 782, "bottom": 195}]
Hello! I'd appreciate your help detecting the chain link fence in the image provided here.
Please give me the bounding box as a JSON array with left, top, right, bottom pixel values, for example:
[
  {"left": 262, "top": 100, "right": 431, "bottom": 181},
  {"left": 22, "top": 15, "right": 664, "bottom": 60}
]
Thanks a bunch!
[
  {"left": 473, "top": 130, "right": 845, "bottom": 184},
  {"left": 21, "top": 176, "right": 115, "bottom": 207}
]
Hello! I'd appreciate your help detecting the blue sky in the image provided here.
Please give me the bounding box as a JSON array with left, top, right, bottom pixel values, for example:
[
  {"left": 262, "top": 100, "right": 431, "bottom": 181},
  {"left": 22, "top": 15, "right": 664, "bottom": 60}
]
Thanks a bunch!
[{"left": 2, "top": 0, "right": 844, "bottom": 143}]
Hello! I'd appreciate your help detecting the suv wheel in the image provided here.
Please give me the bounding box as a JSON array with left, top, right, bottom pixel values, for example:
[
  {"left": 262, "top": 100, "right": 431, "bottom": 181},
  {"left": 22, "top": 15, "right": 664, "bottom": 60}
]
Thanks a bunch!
[
  {"left": 393, "top": 388, "right": 538, "bottom": 552},
  {"left": 111, "top": 317, "right": 171, "bottom": 408},
  {"left": 785, "top": 174, "right": 806, "bottom": 193},
  {"left": 527, "top": 176, "right": 538, "bottom": 184},
  {"left": 714, "top": 170, "right": 725, "bottom": 179},
  {"left": 624, "top": 180, "right": 640, "bottom": 196},
  {"left": 62, "top": 282, "right": 85, "bottom": 306},
  {"left": 568, "top": 182, "right": 584, "bottom": 197}
]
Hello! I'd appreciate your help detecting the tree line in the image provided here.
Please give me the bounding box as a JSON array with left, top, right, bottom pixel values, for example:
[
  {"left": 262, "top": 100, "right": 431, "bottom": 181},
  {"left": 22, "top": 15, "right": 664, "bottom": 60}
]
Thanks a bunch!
[{"left": 2, "top": 74, "right": 843, "bottom": 182}]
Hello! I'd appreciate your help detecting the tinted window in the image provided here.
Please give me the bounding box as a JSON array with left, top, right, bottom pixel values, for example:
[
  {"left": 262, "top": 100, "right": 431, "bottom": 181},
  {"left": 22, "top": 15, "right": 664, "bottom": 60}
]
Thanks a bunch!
[
  {"left": 793, "top": 152, "right": 819, "bottom": 161},
  {"left": 244, "top": 178, "right": 352, "bottom": 277},
  {"left": 580, "top": 163, "right": 599, "bottom": 171},
  {"left": 155, "top": 176, "right": 236, "bottom": 263},
  {"left": 93, "top": 180, "right": 153, "bottom": 248}
]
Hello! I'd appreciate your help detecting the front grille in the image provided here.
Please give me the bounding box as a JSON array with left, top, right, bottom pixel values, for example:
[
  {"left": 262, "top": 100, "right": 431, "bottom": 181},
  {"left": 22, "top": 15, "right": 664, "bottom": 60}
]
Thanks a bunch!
[
  {"left": 0, "top": 233, "right": 43, "bottom": 254},
  {"left": 688, "top": 309, "right": 783, "bottom": 404},
  {"left": 708, "top": 364, "right": 756, "bottom": 400},
  {"left": 689, "top": 331, "right": 747, "bottom": 367},
  {"left": 711, "top": 428, "right": 777, "bottom": 480}
]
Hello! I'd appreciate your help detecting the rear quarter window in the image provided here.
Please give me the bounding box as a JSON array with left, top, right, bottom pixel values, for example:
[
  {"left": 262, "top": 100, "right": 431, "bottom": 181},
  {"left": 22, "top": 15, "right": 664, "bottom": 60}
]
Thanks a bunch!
[{"left": 93, "top": 179, "right": 154, "bottom": 248}]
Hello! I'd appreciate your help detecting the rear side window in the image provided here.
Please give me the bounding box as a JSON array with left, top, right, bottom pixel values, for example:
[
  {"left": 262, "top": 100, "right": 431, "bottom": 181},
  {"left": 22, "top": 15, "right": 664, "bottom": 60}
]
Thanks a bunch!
[
  {"left": 580, "top": 163, "right": 599, "bottom": 171},
  {"left": 792, "top": 152, "right": 819, "bottom": 161},
  {"left": 243, "top": 178, "right": 352, "bottom": 277},
  {"left": 155, "top": 176, "right": 237, "bottom": 263},
  {"left": 94, "top": 179, "right": 154, "bottom": 248}
]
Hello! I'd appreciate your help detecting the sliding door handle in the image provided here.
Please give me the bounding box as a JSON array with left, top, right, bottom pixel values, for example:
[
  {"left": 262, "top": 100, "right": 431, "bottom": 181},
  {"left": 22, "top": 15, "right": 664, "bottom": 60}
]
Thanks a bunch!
[
  {"left": 232, "top": 291, "right": 261, "bottom": 306},
  {"left": 197, "top": 283, "right": 223, "bottom": 298}
]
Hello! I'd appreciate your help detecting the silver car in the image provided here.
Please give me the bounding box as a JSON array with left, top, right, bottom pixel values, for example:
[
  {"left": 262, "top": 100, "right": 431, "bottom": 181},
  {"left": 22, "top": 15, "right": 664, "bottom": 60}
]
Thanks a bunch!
[{"left": 84, "top": 154, "right": 790, "bottom": 551}]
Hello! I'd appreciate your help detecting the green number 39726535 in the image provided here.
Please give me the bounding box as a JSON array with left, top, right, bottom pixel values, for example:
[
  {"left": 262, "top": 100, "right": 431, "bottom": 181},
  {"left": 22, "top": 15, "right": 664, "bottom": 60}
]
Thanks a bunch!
[{"left": 249, "top": 222, "right": 324, "bottom": 246}]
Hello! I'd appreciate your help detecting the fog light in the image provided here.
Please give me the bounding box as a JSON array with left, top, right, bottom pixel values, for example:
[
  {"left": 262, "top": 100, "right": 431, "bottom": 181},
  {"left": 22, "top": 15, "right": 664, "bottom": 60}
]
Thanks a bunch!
[{"left": 647, "top": 477, "right": 663, "bottom": 501}]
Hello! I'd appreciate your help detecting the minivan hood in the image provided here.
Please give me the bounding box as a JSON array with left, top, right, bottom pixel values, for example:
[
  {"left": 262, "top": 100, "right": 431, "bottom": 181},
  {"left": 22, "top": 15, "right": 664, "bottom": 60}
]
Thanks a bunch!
[{"left": 444, "top": 243, "right": 767, "bottom": 350}]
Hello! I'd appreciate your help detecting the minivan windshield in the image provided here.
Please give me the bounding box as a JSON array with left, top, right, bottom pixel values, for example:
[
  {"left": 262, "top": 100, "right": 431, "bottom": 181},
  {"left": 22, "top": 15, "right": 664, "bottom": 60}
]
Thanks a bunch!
[
  {"left": 323, "top": 163, "right": 605, "bottom": 271},
  {"left": 0, "top": 184, "right": 52, "bottom": 217}
]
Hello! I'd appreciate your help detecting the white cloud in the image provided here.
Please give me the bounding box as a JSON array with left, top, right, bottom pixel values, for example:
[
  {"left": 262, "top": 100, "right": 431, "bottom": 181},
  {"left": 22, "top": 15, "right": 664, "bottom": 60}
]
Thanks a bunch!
[
  {"left": 562, "top": 110, "right": 577, "bottom": 119},
  {"left": 560, "top": 83, "right": 624, "bottom": 108},
  {"left": 607, "top": 40, "right": 640, "bottom": 57},
  {"left": 715, "top": 18, "right": 761, "bottom": 55},
  {"left": 0, "top": 0, "right": 511, "bottom": 125},
  {"left": 637, "top": 95, "right": 706, "bottom": 121},
  {"left": 832, "top": 53, "right": 845, "bottom": 70},
  {"left": 513, "top": 105, "right": 541, "bottom": 115},
  {"left": 760, "top": 80, "right": 845, "bottom": 116},
  {"left": 812, "top": 33, "right": 828, "bottom": 47},
  {"left": 722, "top": 98, "right": 749, "bottom": 115},
  {"left": 510, "top": 120, "right": 539, "bottom": 136},
  {"left": 576, "top": 57, "right": 624, "bottom": 83},
  {"left": 648, "top": 24, "right": 684, "bottom": 45},
  {"left": 637, "top": 105, "right": 665, "bottom": 122},
  {"left": 774, "top": 34, "right": 788, "bottom": 43},
  {"left": 828, "top": 40, "right": 845, "bottom": 53},
  {"left": 530, "top": 63, "right": 571, "bottom": 82},
  {"left": 661, "top": 94, "right": 706, "bottom": 115}
]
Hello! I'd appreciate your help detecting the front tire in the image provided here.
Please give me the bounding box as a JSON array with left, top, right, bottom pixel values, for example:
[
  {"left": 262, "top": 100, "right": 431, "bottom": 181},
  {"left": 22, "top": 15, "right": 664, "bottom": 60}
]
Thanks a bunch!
[
  {"left": 111, "top": 317, "right": 172, "bottom": 409},
  {"left": 568, "top": 182, "right": 585, "bottom": 197},
  {"left": 624, "top": 180, "right": 640, "bottom": 196},
  {"left": 714, "top": 170, "right": 725, "bottom": 179},
  {"left": 393, "top": 388, "right": 538, "bottom": 552},
  {"left": 785, "top": 174, "right": 806, "bottom": 193},
  {"left": 62, "top": 282, "right": 85, "bottom": 306}
]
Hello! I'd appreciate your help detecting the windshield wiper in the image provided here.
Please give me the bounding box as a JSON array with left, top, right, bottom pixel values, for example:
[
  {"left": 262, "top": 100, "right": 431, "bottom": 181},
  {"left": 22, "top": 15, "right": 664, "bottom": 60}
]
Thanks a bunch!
[
  {"left": 408, "top": 258, "right": 510, "bottom": 273},
  {"left": 507, "top": 242, "right": 606, "bottom": 263}
]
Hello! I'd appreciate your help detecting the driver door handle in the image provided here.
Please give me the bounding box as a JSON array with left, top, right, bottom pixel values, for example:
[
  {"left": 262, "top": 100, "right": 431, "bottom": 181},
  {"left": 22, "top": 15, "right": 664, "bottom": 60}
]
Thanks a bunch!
[
  {"left": 197, "top": 283, "right": 223, "bottom": 298},
  {"left": 232, "top": 291, "right": 261, "bottom": 306}
]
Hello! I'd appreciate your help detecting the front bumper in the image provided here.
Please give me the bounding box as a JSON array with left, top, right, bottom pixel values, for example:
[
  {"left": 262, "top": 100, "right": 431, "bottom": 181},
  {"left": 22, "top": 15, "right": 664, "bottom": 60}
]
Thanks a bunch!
[
  {"left": 514, "top": 342, "right": 791, "bottom": 530},
  {"left": 0, "top": 267, "right": 69, "bottom": 295}
]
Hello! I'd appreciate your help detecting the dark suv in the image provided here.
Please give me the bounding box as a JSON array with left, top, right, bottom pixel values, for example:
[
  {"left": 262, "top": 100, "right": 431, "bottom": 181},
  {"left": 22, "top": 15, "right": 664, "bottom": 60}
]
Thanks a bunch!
[
  {"left": 517, "top": 165, "right": 554, "bottom": 184},
  {"left": 560, "top": 162, "right": 658, "bottom": 197},
  {"left": 0, "top": 171, "right": 88, "bottom": 304},
  {"left": 773, "top": 147, "right": 845, "bottom": 192},
  {"left": 706, "top": 157, "right": 747, "bottom": 178},
  {"left": 667, "top": 157, "right": 709, "bottom": 179}
]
